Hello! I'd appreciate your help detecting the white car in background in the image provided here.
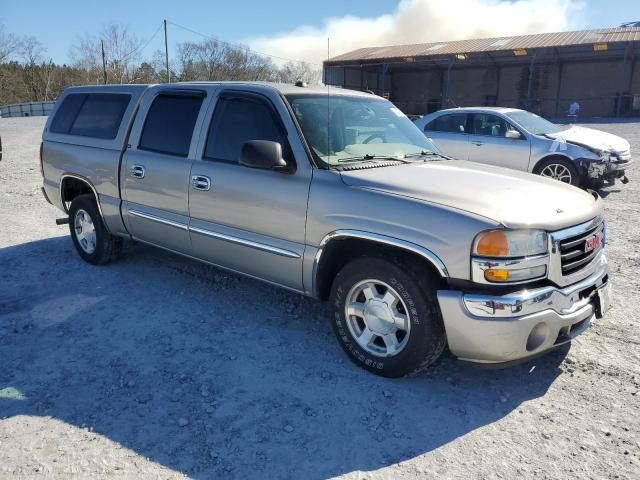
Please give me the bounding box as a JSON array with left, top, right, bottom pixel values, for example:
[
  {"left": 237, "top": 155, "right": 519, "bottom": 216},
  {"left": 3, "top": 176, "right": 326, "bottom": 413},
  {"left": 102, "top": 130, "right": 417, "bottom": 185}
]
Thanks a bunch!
[{"left": 414, "top": 107, "right": 631, "bottom": 188}]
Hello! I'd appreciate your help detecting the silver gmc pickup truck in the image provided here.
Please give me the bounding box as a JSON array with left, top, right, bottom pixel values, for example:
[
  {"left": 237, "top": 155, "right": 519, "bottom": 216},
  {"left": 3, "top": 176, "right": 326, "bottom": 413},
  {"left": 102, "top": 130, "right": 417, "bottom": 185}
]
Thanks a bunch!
[{"left": 41, "top": 82, "right": 611, "bottom": 377}]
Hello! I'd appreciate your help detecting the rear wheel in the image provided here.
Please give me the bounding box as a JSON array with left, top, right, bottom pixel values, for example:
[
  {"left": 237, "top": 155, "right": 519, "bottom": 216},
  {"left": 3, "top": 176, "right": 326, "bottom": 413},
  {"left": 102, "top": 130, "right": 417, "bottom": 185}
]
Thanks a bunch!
[
  {"left": 535, "top": 158, "right": 581, "bottom": 187},
  {"left": 68, "top": 194, "right": 122, "bottom": 265},
  {"left": 329, "top": 256, "right": 446, "bottom": 378}
]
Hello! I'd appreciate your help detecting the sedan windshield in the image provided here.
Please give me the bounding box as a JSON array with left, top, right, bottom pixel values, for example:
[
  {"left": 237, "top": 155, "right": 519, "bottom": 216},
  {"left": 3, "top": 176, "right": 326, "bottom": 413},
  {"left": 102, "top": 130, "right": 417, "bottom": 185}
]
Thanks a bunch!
[
  {"left": 286, "top": 94, "right": 438, "bottom": 167},
  {"left": 505, "top": 111, "right": 567, "bottom": 136}
]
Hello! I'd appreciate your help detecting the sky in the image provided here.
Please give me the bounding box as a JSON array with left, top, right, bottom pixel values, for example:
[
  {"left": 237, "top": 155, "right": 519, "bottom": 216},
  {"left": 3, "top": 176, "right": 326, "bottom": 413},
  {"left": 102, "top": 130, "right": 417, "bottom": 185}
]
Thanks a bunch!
[{"left": 2, "top": 0, "right": 638, "bottom": 66}]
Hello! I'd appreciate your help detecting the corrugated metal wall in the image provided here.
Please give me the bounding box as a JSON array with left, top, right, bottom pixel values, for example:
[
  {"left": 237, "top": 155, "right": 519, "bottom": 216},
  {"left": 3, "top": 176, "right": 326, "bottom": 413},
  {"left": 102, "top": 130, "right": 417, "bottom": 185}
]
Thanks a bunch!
[
  {"left": 0, "top": 102, "right": 55, "bottom": 118},
  {"left": 325, "top": 54, "right": 640, "bottom": 118}
]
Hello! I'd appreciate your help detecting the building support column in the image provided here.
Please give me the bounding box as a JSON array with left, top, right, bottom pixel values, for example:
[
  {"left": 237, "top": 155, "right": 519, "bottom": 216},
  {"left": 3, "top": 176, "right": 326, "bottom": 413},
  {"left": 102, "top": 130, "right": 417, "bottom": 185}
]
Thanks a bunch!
[
  {"left": 380, "top": 63, "right": 389, "bottom": 97},
  {"left": 526, "top": 52, "right": 537, "bottom": 110},
  {"left": 554, "top": 62, "right": 564, "bottom": 117},
  {"left": 616, "top": 46, "right": 633, "bottom": 117},
  {"left": 495, "top": 65, "right": 501, "bottom": 105},
  {"left": 443, "top": 58, "right": 454, "bottom": 107}
]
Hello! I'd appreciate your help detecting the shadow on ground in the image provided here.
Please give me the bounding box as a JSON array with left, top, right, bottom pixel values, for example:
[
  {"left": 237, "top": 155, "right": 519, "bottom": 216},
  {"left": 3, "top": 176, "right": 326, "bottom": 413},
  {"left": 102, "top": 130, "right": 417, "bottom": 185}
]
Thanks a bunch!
[{"left": 0, "top": 237, "right": 568, "bottom": 479}]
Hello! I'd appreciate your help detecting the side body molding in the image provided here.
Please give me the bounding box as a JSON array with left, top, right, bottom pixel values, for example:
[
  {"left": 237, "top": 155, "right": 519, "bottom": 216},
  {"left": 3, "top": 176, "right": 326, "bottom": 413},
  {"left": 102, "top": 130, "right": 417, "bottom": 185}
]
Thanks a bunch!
[{"left": 311, "top": 229, "right": 449, "bottom": 297}]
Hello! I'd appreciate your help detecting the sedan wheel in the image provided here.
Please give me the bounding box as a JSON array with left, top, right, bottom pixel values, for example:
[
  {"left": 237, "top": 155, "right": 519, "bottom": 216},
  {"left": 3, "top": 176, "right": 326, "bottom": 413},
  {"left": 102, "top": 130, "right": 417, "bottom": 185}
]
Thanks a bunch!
[{"left": 539, "top": 163, "right": 573, "bottom": 183}]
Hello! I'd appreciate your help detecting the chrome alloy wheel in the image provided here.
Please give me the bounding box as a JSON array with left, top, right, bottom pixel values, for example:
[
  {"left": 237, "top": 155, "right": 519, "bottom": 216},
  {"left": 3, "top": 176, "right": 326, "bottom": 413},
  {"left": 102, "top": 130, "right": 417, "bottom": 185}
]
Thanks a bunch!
[
  {"left": 74, "top": 208, "right": 96, "bottom": 254},
  {"left": 345, "top": 279, "right": 411, "bottom": 357},
  {"left": 540, "top": 163, "right": 573, "bottom": 183}
]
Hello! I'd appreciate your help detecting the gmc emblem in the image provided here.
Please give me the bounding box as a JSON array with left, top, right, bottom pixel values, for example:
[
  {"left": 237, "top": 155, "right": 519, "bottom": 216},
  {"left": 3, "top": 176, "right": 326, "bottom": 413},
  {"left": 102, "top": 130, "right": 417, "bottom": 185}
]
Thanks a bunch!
[{"left": 584, "top": 232, "right": 602, "bottom": 253}]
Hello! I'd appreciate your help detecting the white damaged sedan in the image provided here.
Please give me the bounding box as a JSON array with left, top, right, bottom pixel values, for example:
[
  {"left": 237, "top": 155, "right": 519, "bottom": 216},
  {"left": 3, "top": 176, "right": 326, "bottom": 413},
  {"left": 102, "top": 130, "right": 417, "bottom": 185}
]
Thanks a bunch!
[{"left": 414, "top": 107, "right": 631, "bottom": 188}]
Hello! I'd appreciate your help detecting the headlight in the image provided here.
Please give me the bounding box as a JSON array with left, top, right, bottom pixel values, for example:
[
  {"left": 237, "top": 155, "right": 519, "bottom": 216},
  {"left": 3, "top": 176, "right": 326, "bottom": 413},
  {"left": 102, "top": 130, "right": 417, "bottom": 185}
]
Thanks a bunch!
[
  {"left": 584, "top": 145, "right": 612, "bottom": 163},
  {"left": 473, "top": 229, "right": 548, "bottom": 258},
  {"left": 472, "top": 229, "right": 549, "bottom": 284}
]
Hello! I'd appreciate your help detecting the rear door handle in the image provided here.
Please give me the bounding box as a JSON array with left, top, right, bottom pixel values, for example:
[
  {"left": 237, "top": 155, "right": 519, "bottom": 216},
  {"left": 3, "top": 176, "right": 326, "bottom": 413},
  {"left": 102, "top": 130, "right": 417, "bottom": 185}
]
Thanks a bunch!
[
  {"left": 191, "top": 175, "right": 211, "bottom": 191},
  {"left": 472, "top": 141, "right": 484, "bottom": 146},
  {"left": 130, "top": 165, "right": 145, "bottom": 178}
]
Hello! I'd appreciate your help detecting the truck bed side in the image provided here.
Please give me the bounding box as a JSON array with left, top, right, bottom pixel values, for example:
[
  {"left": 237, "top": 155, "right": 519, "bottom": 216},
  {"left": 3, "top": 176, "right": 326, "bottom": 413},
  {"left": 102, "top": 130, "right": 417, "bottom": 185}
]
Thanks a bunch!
[{"left": 42, "top": 85, "right": 149, "bottom": 235}]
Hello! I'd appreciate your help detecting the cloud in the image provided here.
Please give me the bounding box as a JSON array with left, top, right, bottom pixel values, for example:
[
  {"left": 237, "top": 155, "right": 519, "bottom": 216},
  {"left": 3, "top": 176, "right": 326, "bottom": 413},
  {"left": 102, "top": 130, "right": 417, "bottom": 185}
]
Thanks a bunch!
[{"left": 246, "top": 0, "right": 584, "bottom": 65}]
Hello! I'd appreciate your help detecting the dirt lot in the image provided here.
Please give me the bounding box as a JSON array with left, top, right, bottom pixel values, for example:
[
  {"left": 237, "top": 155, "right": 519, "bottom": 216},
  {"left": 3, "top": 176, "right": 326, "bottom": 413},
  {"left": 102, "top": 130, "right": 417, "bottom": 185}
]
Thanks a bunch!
[{"left": 0, "top": 116, "right": 638, "bottom": 479}]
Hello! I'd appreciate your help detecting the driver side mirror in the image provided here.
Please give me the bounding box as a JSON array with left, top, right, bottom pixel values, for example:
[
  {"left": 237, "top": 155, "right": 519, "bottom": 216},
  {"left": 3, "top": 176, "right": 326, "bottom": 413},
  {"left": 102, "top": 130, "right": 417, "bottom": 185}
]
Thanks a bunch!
[
  {"left": 505, "top": 129, "right": 522, "bottom": 139},
  {"left": 239, "top": 140, "right": 293, "bottom": 173}
]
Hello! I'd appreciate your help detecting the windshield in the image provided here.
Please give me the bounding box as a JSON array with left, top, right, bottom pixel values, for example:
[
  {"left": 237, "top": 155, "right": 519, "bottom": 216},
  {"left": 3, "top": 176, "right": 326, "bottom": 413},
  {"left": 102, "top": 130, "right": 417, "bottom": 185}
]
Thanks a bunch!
[
  {"left": 505, "top": 111, "right": 567, "bottom": 135},
  {"left": 286, "top": 94, "right": 438, "bottom": 167}
]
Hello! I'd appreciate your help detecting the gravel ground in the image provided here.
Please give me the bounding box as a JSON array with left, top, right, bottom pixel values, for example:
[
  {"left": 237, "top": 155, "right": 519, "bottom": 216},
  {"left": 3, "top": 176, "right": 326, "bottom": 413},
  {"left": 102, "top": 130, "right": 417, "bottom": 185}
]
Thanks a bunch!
[{"left": 0, "top": 116, "right": 638, "bottom": 480}]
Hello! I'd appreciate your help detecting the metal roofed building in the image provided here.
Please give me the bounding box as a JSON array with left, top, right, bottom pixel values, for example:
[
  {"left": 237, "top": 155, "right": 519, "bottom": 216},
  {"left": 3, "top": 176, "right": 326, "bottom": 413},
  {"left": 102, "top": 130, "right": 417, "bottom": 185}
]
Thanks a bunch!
[{"left": 323, "top": 27, "right": 640, "bottom": 118}]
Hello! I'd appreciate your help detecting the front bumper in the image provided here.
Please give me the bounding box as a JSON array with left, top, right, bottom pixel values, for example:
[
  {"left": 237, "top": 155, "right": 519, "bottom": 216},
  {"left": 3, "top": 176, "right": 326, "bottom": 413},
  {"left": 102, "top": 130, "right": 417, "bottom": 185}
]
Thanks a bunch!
[
  {"left": 436, "top": 254, "right": 610, "bottom": 364},
  {"left": 587, "top": 157, "right": 632, "bottom": 182}
]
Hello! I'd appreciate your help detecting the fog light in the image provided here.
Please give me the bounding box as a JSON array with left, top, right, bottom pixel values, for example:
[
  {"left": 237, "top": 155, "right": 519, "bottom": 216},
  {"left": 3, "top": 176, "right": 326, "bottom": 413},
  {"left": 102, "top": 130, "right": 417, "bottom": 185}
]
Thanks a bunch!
[{"left": 526, "top": 322, "right": 550, "bottom": 351}]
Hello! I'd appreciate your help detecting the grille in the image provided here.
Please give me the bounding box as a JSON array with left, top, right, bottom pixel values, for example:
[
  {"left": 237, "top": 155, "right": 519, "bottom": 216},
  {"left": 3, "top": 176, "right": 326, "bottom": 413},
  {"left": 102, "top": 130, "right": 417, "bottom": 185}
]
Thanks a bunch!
[{"left": 559, "top": 222, "right": 604, "bottom": 276}]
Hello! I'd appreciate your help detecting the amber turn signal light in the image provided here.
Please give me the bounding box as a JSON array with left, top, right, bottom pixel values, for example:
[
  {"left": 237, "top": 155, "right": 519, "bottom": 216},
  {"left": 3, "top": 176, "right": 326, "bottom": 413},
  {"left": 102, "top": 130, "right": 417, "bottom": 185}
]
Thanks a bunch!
[
  {"left": 484, "top": 269, "right": 510, "bottom": 282},
  {"left": 475, "top": 231, "right": 509, "bottom": 257}
]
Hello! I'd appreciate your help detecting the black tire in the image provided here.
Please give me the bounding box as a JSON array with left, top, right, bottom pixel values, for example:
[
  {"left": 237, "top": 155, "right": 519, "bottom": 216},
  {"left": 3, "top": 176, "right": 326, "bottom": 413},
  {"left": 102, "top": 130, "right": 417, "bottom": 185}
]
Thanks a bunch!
[
  {"left": 534, "top": 157, "right": 582, "bottom": 187},
  {"left": 329, "top": 256, "right": 446, "bottom": 378},
  {"left": 68, "top": 194, "right": 122, "bottom": 265}
]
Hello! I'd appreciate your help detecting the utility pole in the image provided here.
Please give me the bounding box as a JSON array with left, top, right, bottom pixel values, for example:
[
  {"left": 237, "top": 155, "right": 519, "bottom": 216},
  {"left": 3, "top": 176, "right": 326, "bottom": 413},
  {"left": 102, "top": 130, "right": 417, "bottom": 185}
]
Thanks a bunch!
[
  {"left": 164, "top": 19, "right": 170, "bottom": 83},
  {"left": 101, "top": 40, "right": 107, "bottom": 84}
]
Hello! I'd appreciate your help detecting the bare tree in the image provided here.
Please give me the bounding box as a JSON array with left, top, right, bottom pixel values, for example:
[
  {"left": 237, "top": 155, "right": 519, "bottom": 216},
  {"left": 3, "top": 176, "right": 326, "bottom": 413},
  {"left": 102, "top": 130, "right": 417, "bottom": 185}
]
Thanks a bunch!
[
  {"left": 70, "top": 23, "right": 145, "bottom": 84},
  {"left": 1, "top": 20, "right": 320, "bottom": 106},
  {"left": 17, "top": 36, "right": 45, "bottom": 100},
  {"left": 0, "top": 20, "right": 19, "bottom": 63},
  {"left": 176, "top": 38, "right": 278, "bottom": 82},
  {"left": 277, "top": 61, "right": 322, "bottom": 85}
]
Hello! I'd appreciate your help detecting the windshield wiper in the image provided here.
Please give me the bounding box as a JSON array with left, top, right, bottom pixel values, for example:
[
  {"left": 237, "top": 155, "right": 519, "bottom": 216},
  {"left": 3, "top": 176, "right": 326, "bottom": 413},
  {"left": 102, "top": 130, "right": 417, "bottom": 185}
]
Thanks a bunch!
[
  {"left": 337, "top": 155, "right": 410, "bottom": 164},
  {"left": 403, "top": 150, "right": 450, "bottom": 161}
]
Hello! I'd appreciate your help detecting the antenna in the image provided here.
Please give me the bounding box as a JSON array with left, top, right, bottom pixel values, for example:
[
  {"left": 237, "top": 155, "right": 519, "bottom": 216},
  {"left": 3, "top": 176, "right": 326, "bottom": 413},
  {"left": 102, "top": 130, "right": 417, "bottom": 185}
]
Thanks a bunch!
[
  {"left": 164, "top": 19, "right": 170, "bottom": 83},
  {"left": 327, "top": 37, "right": 330, "bottom": 164}
]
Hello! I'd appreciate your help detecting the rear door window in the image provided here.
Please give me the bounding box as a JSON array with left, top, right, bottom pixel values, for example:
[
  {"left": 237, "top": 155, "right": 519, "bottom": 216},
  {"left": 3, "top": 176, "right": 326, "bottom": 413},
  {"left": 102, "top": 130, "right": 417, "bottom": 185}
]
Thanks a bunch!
[
  {"left": 204, "top": 95, "right": 288, "bottom": 163},
  {"left": 425, "top": 114, "right": 468, "bottom": 134},
  {"left": 50, "top": 93, "right": 131, "bottom": 139},
  {"left": 139, "top": 94, "right": 204, "bottom": 157}
]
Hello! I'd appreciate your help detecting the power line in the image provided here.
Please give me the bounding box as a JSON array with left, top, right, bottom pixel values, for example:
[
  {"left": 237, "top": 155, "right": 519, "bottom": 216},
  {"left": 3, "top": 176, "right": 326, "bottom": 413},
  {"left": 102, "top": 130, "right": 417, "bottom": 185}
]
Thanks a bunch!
[
  {"left": 167, "top": 20, "right": 321, "bottom": 66},
  {"left": 114, "top": 22, "right": 164, "bottom": 63}
]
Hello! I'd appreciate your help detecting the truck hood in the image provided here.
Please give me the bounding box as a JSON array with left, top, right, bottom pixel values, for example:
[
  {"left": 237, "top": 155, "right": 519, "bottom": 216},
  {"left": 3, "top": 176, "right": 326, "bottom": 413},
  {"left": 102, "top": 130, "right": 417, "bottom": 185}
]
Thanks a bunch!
[
  {"left": 546, "top": 125, "right": 630, "bottom": 153},
  {"left": 339, "top": 160, "right": 601, "bottom": 230}
]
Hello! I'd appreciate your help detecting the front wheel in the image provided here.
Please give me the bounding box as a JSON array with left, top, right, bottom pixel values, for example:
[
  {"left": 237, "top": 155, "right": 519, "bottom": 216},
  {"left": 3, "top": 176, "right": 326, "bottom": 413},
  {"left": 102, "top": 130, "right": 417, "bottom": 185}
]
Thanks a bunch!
[
  {"left": 329, "top": 257, "right": 446, "bottom": 378},
  {"left": 535, "top": 158, "right": 581, "bottom": 187}
]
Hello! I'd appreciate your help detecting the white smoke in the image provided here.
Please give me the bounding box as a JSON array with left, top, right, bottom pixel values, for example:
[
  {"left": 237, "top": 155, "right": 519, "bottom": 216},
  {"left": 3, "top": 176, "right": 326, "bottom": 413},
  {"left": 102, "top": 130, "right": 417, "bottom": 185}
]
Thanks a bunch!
[{"left": 246, "top": 0, "right": 584, "bottom": 65}]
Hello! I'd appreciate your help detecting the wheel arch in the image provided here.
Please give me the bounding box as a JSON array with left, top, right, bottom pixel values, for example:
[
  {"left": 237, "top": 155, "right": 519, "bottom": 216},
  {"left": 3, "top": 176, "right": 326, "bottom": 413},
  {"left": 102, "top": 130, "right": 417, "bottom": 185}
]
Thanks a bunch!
[
  {"left": 312, "top": 230, "right": 448, "bottom": 300},
  {"left": 531, "top": 153, "right": 576, "bottom": 174},
  {"left": 59, "top": 174, "right": 107, "bottom": 225}
]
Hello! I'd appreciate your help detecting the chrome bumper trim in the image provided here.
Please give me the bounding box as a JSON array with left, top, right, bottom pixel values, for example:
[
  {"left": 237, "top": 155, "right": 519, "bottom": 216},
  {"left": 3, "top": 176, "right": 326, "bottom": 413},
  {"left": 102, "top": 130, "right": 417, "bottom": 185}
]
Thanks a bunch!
[
  {"left": 436, "top": 255, "right": 610, "bottom": 363},
  {"left": 463, "top": 254, "right": 608, "bottom": 318}
]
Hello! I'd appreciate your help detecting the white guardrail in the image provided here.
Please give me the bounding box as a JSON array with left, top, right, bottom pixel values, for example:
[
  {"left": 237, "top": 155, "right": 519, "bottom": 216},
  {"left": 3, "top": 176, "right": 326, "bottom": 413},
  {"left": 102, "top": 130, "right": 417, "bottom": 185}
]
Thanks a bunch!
[{"left": 0, "top": 101, "right": 55, "bottom": 118}]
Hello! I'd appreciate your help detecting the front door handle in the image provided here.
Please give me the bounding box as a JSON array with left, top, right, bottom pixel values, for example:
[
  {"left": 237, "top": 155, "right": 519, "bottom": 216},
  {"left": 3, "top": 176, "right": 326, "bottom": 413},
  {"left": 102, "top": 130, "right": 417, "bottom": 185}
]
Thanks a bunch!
[
  {"left": 191, "top": 175, "right": 211, "bottom": 191},
  {"left": 472, "top": 141, "right": 484, "bottom": 146},
  {"left": 130, "top": 165, "right": 145, "bottom": 178}
]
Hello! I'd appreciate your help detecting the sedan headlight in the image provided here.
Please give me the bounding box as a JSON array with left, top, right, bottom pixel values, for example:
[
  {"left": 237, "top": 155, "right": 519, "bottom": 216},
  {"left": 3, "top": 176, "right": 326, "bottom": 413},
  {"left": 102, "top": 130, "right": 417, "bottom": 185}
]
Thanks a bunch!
[{"left": 472, "top": 229, "right": 549, "bottom": 284}]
